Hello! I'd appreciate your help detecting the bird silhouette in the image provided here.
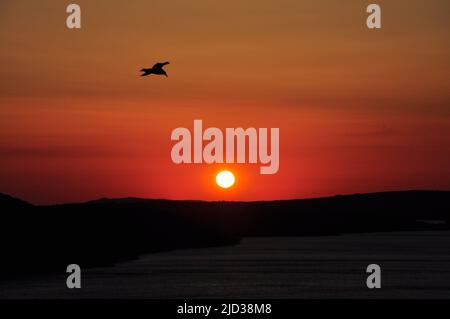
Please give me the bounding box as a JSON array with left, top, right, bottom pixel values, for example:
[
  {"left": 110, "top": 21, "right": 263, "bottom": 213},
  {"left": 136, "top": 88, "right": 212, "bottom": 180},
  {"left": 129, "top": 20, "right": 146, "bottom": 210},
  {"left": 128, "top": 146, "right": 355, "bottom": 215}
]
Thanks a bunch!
[{"left": 140, "top": 62, "right": 170, "bottom": 77}]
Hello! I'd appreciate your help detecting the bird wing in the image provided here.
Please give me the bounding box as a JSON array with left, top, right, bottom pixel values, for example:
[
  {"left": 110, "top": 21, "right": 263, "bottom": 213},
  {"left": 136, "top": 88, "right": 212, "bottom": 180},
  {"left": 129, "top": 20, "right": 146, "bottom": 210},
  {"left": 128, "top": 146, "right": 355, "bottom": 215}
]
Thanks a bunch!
[{"left": 152, "top": 62, "right": 170, "bottom": 69}]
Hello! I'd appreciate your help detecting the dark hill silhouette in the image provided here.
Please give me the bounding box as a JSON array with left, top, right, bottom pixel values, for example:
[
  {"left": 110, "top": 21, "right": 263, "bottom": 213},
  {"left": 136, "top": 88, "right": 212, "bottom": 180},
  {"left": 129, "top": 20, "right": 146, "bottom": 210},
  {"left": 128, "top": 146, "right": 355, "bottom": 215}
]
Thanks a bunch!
[
  {"left": 0, "top": 190, "right": 449, "bottom": 278},
  {"left": 0, "top": 193, "right": 32, "bottom": 208}
]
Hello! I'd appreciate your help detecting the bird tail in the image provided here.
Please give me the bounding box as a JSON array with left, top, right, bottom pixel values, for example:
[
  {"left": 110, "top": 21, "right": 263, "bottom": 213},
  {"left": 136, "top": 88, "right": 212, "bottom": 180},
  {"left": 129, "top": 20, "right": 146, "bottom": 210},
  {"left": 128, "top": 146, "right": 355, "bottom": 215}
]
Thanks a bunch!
[{"left": 140, "top": 68, "right": 152, "bottom": 76}]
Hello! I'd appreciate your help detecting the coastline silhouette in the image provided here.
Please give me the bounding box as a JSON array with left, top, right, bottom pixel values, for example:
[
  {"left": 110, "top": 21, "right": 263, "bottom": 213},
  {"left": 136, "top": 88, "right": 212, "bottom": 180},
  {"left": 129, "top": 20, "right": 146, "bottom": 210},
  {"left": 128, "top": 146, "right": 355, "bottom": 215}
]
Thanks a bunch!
[{"left": 0, "top": 190, "right": 449, "bottom": 278}]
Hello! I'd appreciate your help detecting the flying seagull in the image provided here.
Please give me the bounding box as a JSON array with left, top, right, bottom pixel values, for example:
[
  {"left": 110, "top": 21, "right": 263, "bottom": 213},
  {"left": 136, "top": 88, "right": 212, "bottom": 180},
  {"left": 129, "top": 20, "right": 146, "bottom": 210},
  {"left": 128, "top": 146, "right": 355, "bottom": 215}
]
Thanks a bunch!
[{"left": 140, "top": 62, "right": 170, "bottom": 77}]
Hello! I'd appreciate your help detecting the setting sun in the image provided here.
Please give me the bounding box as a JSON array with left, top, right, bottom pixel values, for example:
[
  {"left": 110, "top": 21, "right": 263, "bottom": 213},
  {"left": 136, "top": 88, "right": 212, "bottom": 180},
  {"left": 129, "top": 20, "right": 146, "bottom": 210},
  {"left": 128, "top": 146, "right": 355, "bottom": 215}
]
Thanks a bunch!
[{"left": 216, "top": 171, "right": 235, "bottom": 189}]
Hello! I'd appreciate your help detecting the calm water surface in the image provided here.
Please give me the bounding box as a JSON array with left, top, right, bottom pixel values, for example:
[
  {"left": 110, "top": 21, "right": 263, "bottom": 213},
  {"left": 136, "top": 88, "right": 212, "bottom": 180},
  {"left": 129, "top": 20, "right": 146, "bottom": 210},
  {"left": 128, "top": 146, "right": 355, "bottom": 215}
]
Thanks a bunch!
[{"left": 1, "top": 231, "right": 449, "bottom": 298}]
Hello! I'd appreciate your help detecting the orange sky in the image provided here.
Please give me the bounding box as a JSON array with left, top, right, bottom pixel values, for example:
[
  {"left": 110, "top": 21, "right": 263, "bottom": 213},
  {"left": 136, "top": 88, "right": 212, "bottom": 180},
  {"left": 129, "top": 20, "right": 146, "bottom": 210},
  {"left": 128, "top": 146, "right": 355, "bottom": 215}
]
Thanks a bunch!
[{"left": 1, "top": 0, "right": 450, "bottom": 204}]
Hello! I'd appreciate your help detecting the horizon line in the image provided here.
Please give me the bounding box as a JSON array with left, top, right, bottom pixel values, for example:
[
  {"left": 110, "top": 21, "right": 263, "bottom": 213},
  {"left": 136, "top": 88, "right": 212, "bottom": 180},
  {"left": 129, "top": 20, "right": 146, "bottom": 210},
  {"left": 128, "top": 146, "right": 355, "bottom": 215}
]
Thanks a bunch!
[{"left": 1, "top": 189, "right": 448, "bottom": 207}]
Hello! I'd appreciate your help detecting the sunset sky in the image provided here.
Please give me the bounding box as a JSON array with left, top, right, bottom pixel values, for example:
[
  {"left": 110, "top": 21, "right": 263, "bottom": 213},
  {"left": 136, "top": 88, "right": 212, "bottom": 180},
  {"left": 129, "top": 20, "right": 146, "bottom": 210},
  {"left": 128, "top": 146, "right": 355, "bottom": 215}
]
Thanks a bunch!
[{"left": 1, "top": 0, "right": 449, "bottom": 204}]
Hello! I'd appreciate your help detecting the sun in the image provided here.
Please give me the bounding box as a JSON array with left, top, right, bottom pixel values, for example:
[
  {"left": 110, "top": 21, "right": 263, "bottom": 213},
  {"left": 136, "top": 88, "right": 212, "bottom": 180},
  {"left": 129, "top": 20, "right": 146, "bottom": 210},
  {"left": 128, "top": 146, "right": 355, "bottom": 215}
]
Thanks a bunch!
[{"left": 216, "top": 170, "right": 235, "bottom": 189}]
